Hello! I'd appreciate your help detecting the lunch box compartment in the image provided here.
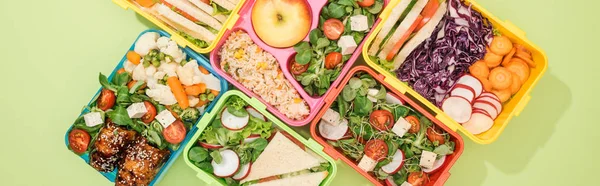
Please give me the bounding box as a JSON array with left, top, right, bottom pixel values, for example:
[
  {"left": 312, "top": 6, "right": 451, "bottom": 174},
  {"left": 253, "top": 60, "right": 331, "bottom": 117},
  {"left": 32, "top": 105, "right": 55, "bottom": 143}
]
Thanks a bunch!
[
  {"left": 63, "top": 29, "right": 229, "bottom": 185},
  {"left": 361, "top": 0, "right": 548, "bottom": 144},
  {"left": 112, "top": 0, "right": 246, "bottom": 54},
  {"left": 310, "top": 66, "right": 465, "bottom": 186},
  {"left": 182, "top": 90, "right": 338, "bottom": 186},
  {"left": 209, "top": 0, "right": 389, "bottom": 126}
]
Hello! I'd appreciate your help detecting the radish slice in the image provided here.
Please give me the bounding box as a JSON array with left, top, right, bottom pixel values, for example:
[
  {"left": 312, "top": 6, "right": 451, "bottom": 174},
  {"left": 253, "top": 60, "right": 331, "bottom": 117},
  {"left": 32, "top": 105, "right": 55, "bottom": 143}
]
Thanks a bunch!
[
  {"left": 386, "top": 92, "right": 404, "bottom": 105},
  {"left": 462, "top": 113, "right": 493, "bottom": 134},
  {"left": 473, "top": 109, "right": 492, "bottom": 118},
  {"left": 232, "top": 163, "right": 251, "bottom": 180},
  {"left": 450, "top": 84, "right": 476, "bottom": 102},
  {"left": 456, "top": 75, "right": 483, "bottom": 97},
  {"left": 381, "top": 150, "right": 405, "bottom": 174},
  {"left": 385, "top": 177, "right": 398, "bottom": 186},
  {"left": 476, "top": 96, "right": 502, "bottom": 114},
  {"left": 474, "top": 101, "right": 498, "bottom": 119},
  {"left": 199, "top": 142, "right": 223, "bottom": 149},
  {"left": 221, "top": 109, "right": 249, "bottom": 130},
  {"left": 243, "top": 134, "right": 261, "bottom": 144},
  {"left": 319, "top": 119, "right": 349, "bottom": 141},
  {"left": 480, "top": 92, "right": 501, "bottom": 102},
  {"left": 245, "top": 106, "right": 267, "bottom": 121},
  {"left": 212, "top": 149, "right": 240, "bottom": 178},
  {"left": 442, "top": 96, "right": 473, "bottom": 123},
  {"left": 423, "top": 155, "right": 446, "bottom": 173}
]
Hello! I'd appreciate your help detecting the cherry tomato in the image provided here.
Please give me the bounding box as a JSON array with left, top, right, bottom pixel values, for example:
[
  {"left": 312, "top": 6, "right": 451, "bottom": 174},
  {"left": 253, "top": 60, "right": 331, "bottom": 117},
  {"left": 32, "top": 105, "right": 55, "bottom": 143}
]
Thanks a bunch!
[
  {"left": 290, "top": 59, "right": 309, "bottom": 75},
  {"left": 357, "top": 0, "right": 375, "bottom": 7},
  {"left": 68, "top": 129, "right": 91, "bottom": 154},
  {"left": 369, "top": 110, "right": 394, "bottom": 131},
  {"left": 325, "top": 52, "right": 343, "bottom": 69},
  {"left": 141, "top": 101, "right": 157, "bottom": 124},
  {"left": 426, "top": 127, "right": 445, "bottom": 144},
  {"left": 323, "top": 19, "right": 344, "bottom": 40},
  {"left": 405, "top": 115, "right": 420, "bottom": 133},
  {"left": 407, "top": 171, "right": 429, "bottom": 186},
  {"left": 364, "top": 139, "right": 388, "bottom": 161},
  {"left": 163, "top": 120, "right": 187, "bottom": 144},
  {"left": 97, "top": 89, "right": 116, "bottom": 111}
]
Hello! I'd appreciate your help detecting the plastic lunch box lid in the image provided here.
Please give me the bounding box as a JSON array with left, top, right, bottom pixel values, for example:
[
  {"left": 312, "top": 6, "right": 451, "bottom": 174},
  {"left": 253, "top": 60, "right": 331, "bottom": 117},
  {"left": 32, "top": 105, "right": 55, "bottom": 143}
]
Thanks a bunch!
[
  {"left": 361, "top": 0, "right": 548, "bottom": 144},
  {"left": 182, "top": 90, "right": 338, "bottom": 186},
  {"left": 208, "top": 0, "right": 389, "bottom": 127},
  {"left": 309, "top": 65, "right": 465, "bottom": 186},
  {"left": 111, "top": 0, "right": 246, "bottom": 54},
  {"left": 63, "top": 29, "right": 229, "bottom": 185}
]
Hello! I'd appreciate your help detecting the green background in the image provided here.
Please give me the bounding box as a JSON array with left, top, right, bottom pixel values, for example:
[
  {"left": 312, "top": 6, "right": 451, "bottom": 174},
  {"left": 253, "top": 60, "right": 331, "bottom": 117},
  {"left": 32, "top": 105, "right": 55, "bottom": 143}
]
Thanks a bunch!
[{"left": 0, "top": 0, "right": 597, "bottom": 185}]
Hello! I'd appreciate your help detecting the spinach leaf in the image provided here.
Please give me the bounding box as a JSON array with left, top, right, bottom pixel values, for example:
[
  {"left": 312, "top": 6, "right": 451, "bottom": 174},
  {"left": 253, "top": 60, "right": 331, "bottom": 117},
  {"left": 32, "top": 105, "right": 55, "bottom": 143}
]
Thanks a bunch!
[
  {"left": 301, "top": 74, "right": 317, "bottom": 86},
  {"left": 227, "top": 105, "right": 248, "bottom": 117},
  {"left": 99, "top": 73, "right": 116, "bottom": 92},
  {"left": 373, "top": 86, "right": 387, "bottom": 100},
  {"left": 294, "top": 41, "right": 311, "bottom": 52},
  {"left": 392, "top": 106, "right": 410, "bottom": 120},
  {"left": 353, "top": 95, "right": 372, "bottom": 116},
  {"left": 189, "top": 147, "right": 209, "bottom": 162},
  {"left": 316, "top": 38, "right": 331, "bottom": 49},
  {"left": 348, "top": 77, "right": 363, "bottom": 89},
  {"left": 210, "top": 150, "right": 222, "bottom": 164},
  {"left": 309, "top": 29, "right": 323, "bottom": 45},
  {"left": 433, "top": 144, "right": 454, "bottom": 156},
  {"left": 342, "top": 86, "right": 357, "bottom": 102},
  {"left": 337, "top": 96, "right": 349, "bottom": 117},
  {"left": 107, "top": 106, "right": 132, "bottom": 126},
  {"left": 366, "top": 0, "right": 384, "bottom": 14},
  {"left": 338, "top": 0, "right": 358, "bottom": 7},
  {"left": 147, "top": 130, "right": 163, "bottom": 148},
  {"left": 295, "top": 49, "right": 312, "bottom": 65},
  {"left": 128, "top": 80, "right": 146, "bottom": 94},
  {"left": 225, "top": 178, "right": 240, "bottom": 186},
  {"left": 351, "top": 31, "right": 365, "bottom": 44},
  {"left": 345, "top": 6, "right": 353, "bottom": 13},
  {"left": 112, "top": 72, "right": 131, "bottom": 86},
  {"left": 194, "top": 162, "right": 213, "bottom": 173},
  {"left": 304, "top": 85, "right": 314, "bottom": 96},
  {"left": 116, "top": 86, "right": 131, "bottom": 106},
  {"left": 327, "top": 3, "right": 346, "bottom": 19}
]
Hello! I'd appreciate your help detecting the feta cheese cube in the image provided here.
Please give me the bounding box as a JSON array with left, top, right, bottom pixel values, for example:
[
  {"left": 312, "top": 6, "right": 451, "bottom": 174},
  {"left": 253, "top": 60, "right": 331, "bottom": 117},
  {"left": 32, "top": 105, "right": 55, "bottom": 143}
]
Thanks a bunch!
[
  {"left": 350, "top": 15, "right": 369, "bottom": 32},
  {"left": 127, "top": 102, "right": 148, "bottom": 119},
  {"left": 156, "top": 110, "right": 176, "bottom": 128},
  {"left": 367, "top": 88, "right": 379, "bottom": 102},
  {"left": 357, "top": 155, "right": 378, "bottom": 172},
  {"left": 83, "top": 112, "right": 104, "bottom": 127},
  {"left": 400, "top": 182, "right": 414, "bottom": 186},
  {"left": 322, "top": 108, "right": 341, "bottom": 126},
  {"left": 392, "top": 117, "right": 412, "bottom": 137},
  {"left": 337, "top": 35, "right": 357, "bottom": 55},
  {"left": 420, "top": 150, "right": 437, "bottom": 169}
]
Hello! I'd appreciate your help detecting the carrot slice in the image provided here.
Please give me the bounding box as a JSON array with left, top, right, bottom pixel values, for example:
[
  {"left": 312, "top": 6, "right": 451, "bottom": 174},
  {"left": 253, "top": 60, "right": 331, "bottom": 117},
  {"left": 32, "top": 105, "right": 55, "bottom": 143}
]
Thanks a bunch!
[
  {"left": 117, "top": 68, "right": 126, "bottom": 74},
  {"left": 135, "top": 0, "right": 156, "bottom": 8},
  {"left": 491, "top": 89, "right": 511, "bottom": 103},
  {"left": 198, "top": 66, "right": 210, "bottom": 74},
  {"left": 386, "top": 15, "right": 424, "bottom": 61},
  {"left": 480, "top": 78, "right": 493, "bottom": 92},
  {"left": 509, "top": 72, "right": 522, "bottom": 95},
  {"left": 126, "top": 51, "right": 141, "bottom": 65},
  {"left": 514, "top": 53, "right": 536, "bottom": 68},
  {"left": 184, "top": 83, "right": 206, "bottom": 96},
  {"left": 484, "top": 52, "right": 502, "bottom": 68},
  {"left": 488, "top": 67, "right": 513, "bottom": 90},
  {"left": 469, "top": 60, "right": 490, "bottom": 80},
  {"left": 501, "top": 47, "right": 516, "bottom": 66},
  {"left": 167, "top": 76, "right": 190, "bottom": 109},
  {"left": 490, "top": 36, "right": 513, "bottom": 55},
  {"left": 504, "top": 60, "right": 530, "bottom": 84},
  {"left": 514, "top": 44, "right": 532, "bottom": 58},
  {"left": 415, "top": 0, "right": 440, "bottom": 31}
]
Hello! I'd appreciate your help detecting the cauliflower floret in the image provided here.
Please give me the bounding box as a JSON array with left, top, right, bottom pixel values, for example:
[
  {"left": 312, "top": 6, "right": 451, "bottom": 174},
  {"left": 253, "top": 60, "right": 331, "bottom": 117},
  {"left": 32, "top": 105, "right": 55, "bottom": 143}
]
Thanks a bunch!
[
  {"left": 123, "top": 61, "right": 136, "bottom": 73},
  {"left": 177, "top": 62, "right": 201, "bottom": 86},
  {"left": 156, "top": 37, "right": 170, "bottom": 49},
  {"left": 197, "top": 105, "right": 206, "bottom": 114},
  {"left": 132, "top": 64, "right": 147, "bottom": 81},
  {"left": 145, "top": 65, "right": 157, "bottom": 79},
  {"left": 146, "top": 84, "right": 177, "bottom": 105},
  {"left": 161, "top": 41, "right": 185, "bottom": 63},
  {"left": 134, "top": 32, "right": 159, "bottom": 56},
  {"left": 159, "top": 62, "right": 178, "bottom": 77},
  {"left": 153, "top": 71, "right": 166, "bottom": 80},
  {"left": 200, "top": 73, "right": 222, "bottom": 91},
  {"left": 188, "top": 96, "right": 199, "bottom": 107},
  {"left": 146, "top": 77, "right": 158, "bottom": 89}
]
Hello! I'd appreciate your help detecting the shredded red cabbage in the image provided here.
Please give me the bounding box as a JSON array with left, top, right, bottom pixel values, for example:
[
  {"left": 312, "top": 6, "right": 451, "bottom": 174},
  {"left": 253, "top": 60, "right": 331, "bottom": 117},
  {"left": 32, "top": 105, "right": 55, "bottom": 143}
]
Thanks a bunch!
[{"left": 396, "top": 0, "right": 493, "bottom": 106}]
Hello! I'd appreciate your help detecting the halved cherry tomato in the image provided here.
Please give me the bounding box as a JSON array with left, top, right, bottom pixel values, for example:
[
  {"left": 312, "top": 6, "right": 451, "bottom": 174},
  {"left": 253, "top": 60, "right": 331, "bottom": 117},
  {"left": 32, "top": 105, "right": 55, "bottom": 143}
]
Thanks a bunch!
[
  {"left": 163, "top": 120, "right": 187, "bottom": 144},
  {"left": 426, "top": 127, "right": 445, "bottom": 144},
  {"left": 141, "top": 101, "right": 157, "bottom": 124},
  {"left": 69, "top": 129, "right": 91, "bottom": 154},
  {"left": 405, "top": 115, "right": 420, "bottom": 133},
  {"left": 364, "top": 139, "right": 388, "bottom": 161},
  {"left": 290, "top": 58, "right": 309, "bottom": 75},
  {"left": 323, "top": 19, "right": 344, "bottom": 40},
  {"left": 369, "top": 110, "right": 394, "bottom": 131},
  {"left": 357, "top": 0, "right": 375, "bottom": 7},
  {"left": 97, "top": 89, "right": 116, "bottom": 111},
  {"left": 325, "top": 52, "right": 343, "bottom": 69},
  {"left": 407, "top": 171, "right": 429, "bottom": 186}
]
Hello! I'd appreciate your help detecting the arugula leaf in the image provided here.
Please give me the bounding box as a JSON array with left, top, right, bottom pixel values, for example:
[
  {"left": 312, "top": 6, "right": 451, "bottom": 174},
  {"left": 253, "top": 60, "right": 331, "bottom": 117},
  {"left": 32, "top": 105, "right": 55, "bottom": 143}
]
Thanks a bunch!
[
  {"left": 353, "top": 95, "right": 373, "bottom": 116},
  {"left": 99, "top": 73, "right": 116, "bottom": 92},
  {"left": 107, "top": 106, "right": 133, "bottom": 126},
  {"left": 210, "top": 150, "right": 222, "bottom": 164},
  {"left": 189, "top": 147, "right": 209, "bottom": 162},
  {"left": 336, "top": 96, "right": 349, "bottom": 117},
  {"left": 327, "top": 3, "right": 346, "bottom": 19}
]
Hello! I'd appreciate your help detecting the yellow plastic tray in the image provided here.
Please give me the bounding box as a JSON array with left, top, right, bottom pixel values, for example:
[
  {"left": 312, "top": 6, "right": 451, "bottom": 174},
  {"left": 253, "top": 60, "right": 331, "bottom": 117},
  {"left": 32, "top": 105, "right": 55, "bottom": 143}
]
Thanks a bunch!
[
  {"left": 362, "top": 0, "right": 548, "bottom": 144},
  {"left": 112, "top": 0, "right": 244, "bottom": 53}
]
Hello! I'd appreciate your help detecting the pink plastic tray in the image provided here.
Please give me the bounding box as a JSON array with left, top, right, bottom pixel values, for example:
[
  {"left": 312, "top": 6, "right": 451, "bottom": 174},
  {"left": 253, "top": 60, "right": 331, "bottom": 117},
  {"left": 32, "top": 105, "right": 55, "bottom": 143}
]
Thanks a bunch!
[{"left": 210, "top": 0, "right": 388, "bottom": 126}]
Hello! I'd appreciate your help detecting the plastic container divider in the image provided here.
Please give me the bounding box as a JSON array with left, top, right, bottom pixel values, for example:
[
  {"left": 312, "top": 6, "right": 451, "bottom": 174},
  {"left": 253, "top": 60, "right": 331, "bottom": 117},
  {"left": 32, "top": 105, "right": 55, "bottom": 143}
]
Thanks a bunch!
[
  {"left": 361, "top": 0, "right": 548, "bottom": 144},
  {"left": 63, "top": 29, "right": 229, "bottom": 185},
  {"left": 183, "top": 90, "right": 338, "bottom": 186},
  {"left": 210, "top": 0, "right": 389, "bottom": 126},
  {"left": 310, "top": 66, "right": 464, "bottom": 186}
]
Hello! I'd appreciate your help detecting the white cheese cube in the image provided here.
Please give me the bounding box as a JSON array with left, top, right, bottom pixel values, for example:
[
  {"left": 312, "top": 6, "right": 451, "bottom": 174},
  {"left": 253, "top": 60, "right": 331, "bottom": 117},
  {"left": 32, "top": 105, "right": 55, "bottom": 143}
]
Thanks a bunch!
[
  {"left": 83, "top": 112, "right": 104, "bottom": 127},
  {"left": 419, "top": 150, "right": 437, "bottom": 169},
  {"left": 322, "top": 108, "right": 341, "bottom": 126},
  {"left": 367, "top": 88, "right": 379, "bottom": 102},
  {"left": 357, "top": 155, "right": 378, "bottom": 172},
  {"left": 350, "top": 15, "right": 369, "bottom": 32},
  {"left": 392, "top": 117, "right": 412, "bottom": 137},
  {"left": 127, "top": 102, "right": 148, "bottom": 119},
  {"left": 337, "top": 35, "right": 357, "bottom": 55},
  {"left": 401, "top": 182, "right": 414, "bottom": 186},
  {"left": 156, "top": 110, "right": 176, "bottom": 128}
]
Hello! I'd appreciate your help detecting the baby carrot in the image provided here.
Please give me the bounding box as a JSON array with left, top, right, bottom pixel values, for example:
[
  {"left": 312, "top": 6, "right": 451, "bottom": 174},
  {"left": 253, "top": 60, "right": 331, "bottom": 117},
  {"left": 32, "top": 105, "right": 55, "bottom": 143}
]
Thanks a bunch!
[
  {"left": 198, "top": 66, "right": 210, "bottom": 74},
  {"left": 126, "top": 51, "right": 141, "bottom": 65},
  {"left": 489, "top": 67, "right": 513, "bottom": 90},
  {"left": 184, "top": 83, "right": 206, "bottom": 96},
  {"left": 211, "top": 90, "right": 220, "bottom": 97},
  {"left": 490, "top": 36, "right": 513, "bottom": 55},
  {"left": 167, "top": 76, "right": 190, "bottom": 109},
  {"left": 135, "top": 0, "right": 156, "bottom": 8}
]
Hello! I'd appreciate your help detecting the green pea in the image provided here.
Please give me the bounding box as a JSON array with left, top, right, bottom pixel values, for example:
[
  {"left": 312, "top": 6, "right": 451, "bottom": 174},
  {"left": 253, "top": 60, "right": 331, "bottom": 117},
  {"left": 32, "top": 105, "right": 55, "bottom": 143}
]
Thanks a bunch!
[
  {"left": 158, "top": 52, "right": 165, "bottom": 61},
  {"left": 199, "top": 94, "right": 207, "bottom": 101},
  {"left": 152, "top": 60, "right": 160, "bottom": 67},
  {"left": 207, "top": 94, "right": 215, "bottom": 101},
  {"left": 143, "top": 60, "right": 151, "bottom": 68}
]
